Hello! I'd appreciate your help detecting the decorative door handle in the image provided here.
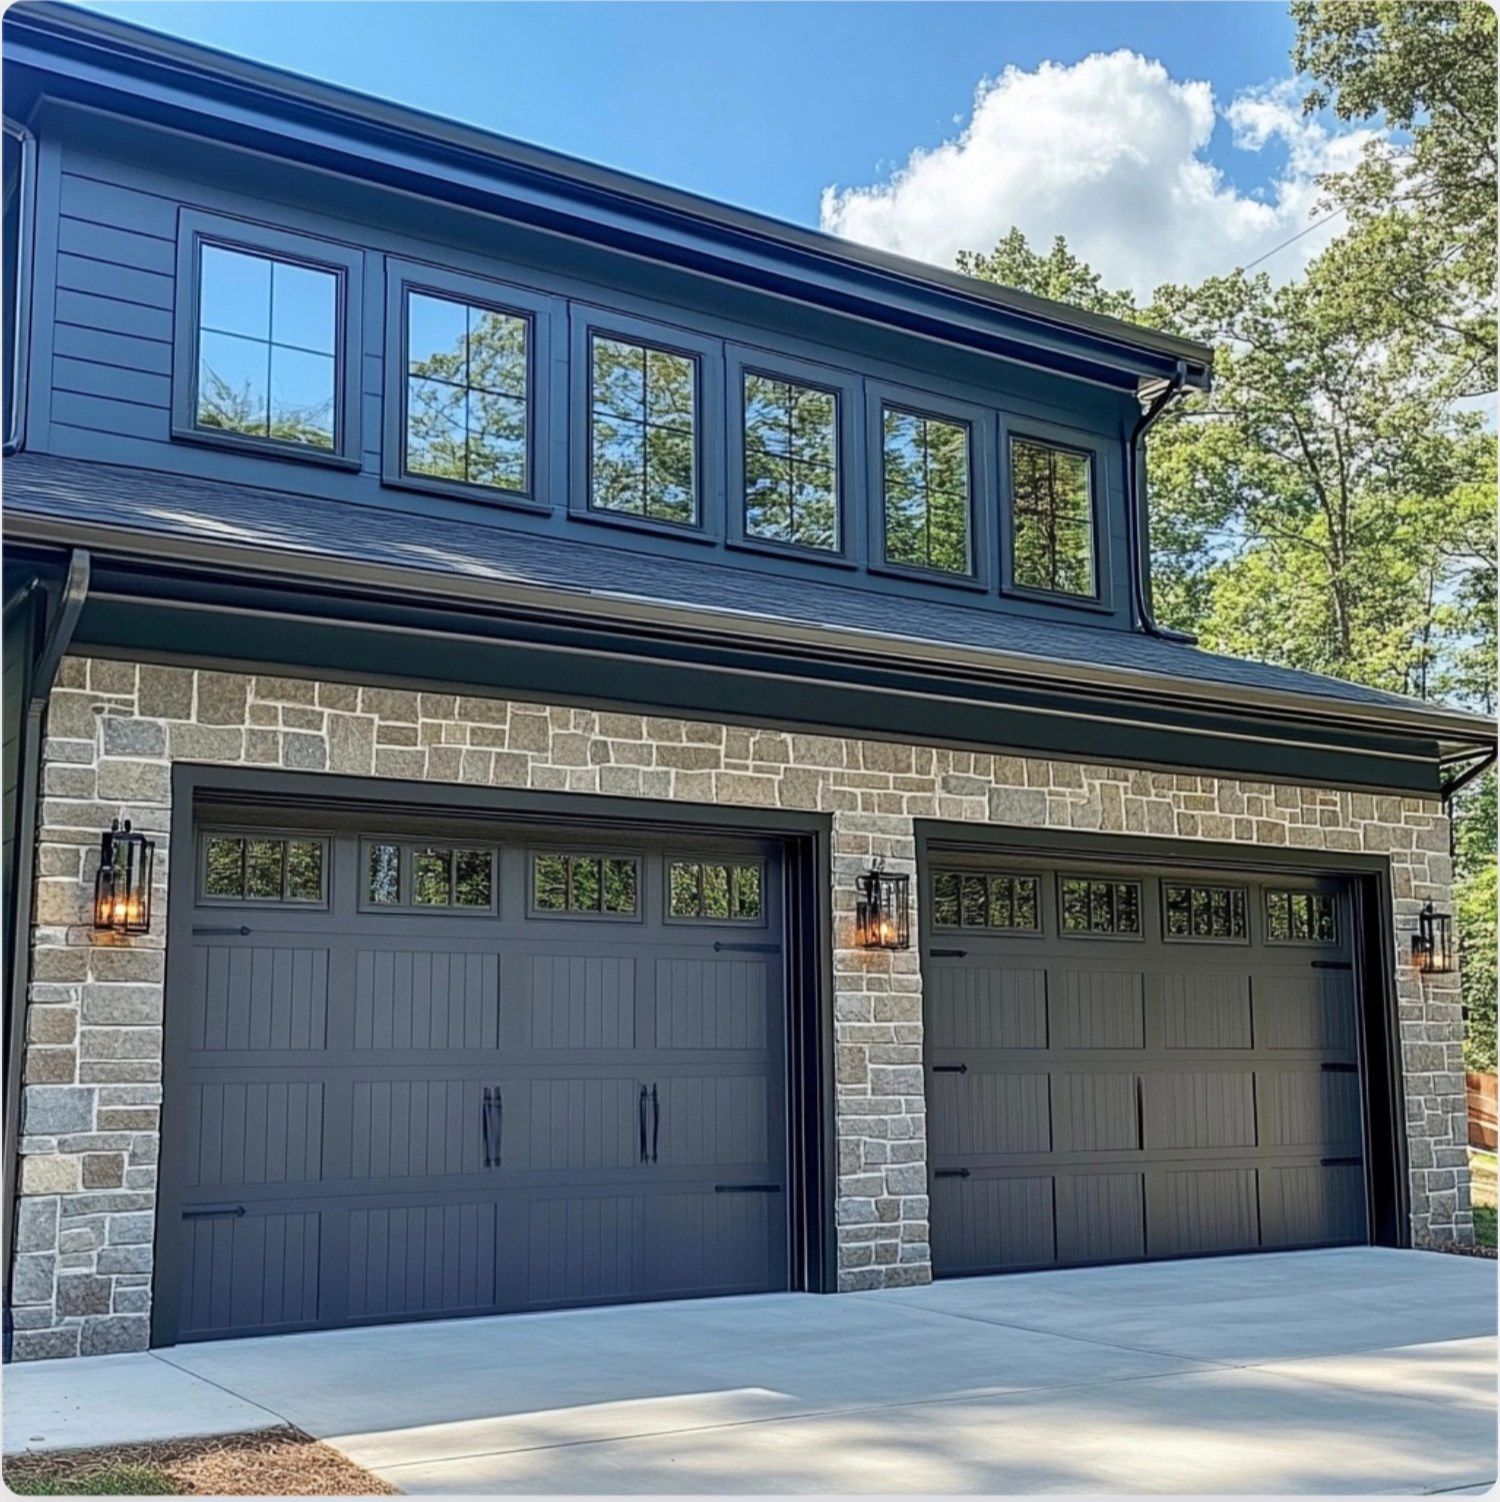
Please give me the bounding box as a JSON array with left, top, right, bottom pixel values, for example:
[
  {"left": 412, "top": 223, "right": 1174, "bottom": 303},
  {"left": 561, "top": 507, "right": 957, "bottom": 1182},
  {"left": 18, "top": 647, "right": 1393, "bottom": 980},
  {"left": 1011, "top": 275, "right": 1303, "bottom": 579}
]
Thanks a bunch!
[
  {"left": 481, "top": 1087, "right": 493, "bottom": 1168},
  {"left": 639, "top": 1084, "right": 650, "bottom": 1163},
  {"left": 650, "top": 1084, "right": 660, "bottom": 1163},
  {"left": 488, "top": 1087, "right": 503, "bottom": 1167}
]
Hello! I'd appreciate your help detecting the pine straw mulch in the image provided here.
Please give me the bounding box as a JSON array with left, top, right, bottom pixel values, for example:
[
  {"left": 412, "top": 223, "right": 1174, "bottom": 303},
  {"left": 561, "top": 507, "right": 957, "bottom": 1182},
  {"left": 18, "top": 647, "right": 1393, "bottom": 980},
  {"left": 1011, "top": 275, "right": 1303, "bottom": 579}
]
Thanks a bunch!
[{"left": 3, "top": 1425, "right": 398, "bottom": 1496}]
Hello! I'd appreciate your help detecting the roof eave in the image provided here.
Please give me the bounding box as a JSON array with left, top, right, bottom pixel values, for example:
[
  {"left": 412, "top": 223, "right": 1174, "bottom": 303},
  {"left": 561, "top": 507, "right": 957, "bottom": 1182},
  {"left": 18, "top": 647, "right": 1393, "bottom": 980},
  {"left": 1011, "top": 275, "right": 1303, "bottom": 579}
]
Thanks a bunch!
[{"left": 6, "top": 508, "right": 1490, "bottom": 764}]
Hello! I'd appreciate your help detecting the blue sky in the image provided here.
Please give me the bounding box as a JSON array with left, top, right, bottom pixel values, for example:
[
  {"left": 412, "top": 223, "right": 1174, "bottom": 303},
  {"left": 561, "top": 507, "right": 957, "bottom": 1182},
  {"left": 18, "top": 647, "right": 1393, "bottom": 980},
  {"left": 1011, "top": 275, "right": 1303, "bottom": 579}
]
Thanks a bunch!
[{"left": 74, "top": 2, "right": 1367, "bottom": 295}]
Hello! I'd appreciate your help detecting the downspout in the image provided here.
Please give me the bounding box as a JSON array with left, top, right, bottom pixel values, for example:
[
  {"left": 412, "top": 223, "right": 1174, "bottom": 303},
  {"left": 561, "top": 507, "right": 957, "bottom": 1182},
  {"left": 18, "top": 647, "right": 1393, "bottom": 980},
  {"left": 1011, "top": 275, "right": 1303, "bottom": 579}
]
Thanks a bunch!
[
  {"left": 1127, "top": 359, "right": 1197, "bottom": 643},
  {"left": 3, "top": 548, "right": 89, "bottom": 1360}
]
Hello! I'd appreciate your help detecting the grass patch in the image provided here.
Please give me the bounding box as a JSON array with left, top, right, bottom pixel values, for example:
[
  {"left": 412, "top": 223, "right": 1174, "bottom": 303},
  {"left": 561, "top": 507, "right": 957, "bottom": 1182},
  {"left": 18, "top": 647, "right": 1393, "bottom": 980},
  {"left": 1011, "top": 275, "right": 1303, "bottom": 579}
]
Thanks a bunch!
[
  {"left": 1476, "top": 1205, "right": 1497, "bottom": 1249},
  {"left": 3, "top": 1428, "right": 395, "bottom": 1498},
  {"left": 8, "top": 1463, "right": 180, "bottom": 1495},
  {"left": 1472, "top": 1149, "right": 1497, "bottom": 1250}
]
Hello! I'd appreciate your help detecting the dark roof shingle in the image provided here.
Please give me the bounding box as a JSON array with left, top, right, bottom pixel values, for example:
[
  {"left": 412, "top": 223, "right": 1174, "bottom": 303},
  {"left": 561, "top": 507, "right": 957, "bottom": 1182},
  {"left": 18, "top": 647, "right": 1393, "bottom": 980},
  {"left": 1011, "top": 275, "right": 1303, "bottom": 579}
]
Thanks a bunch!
[{"left": 2, "top": 452, "right": 1486, "bottom": 735}]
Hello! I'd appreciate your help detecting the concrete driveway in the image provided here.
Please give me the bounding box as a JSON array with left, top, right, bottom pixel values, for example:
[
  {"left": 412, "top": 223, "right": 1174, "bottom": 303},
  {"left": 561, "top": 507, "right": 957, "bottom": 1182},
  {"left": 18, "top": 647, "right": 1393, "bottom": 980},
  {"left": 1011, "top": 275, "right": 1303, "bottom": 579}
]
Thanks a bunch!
[{"left": 5, "top": 1247, "right": 1495, "bottom": 1494}]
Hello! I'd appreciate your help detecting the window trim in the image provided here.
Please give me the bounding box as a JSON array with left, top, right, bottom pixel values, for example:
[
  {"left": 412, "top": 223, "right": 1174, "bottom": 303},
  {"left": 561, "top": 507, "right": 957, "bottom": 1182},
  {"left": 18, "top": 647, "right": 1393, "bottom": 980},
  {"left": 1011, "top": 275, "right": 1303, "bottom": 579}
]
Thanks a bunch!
[
  {"left": 381, "top": 259, "right": 562, "bottom": 512},
  {"left": 664, "top": 855, "right": 769, "bottom": 927},
  {"left": 526, "top": 849, "right": 644, "bottom": 922},
  {"left": 725, "top": 344, "right": 861, "bottom": 569},
  {"left": 171, "top": 209, "right": 364, "bottom": 469},
  {"left": 1264, "top": 885, "right": 1341, "bottom": 947},
  {"left": 3, "top": 118, "right": 36, "bottom": 457},
  {"left": 357, "top": 836, "right": 499, "bottom": 915},
  {"left": 1057, "top": 872, "right": 1146, "bottom": 941},
  {"left": 569, "top": 306, "right": 723, "bottom": 543},
  {"left": 1160, "top": 880, "right": 1251, "bottom": 946},
  {"left": 929, "top": 867, "right": 1043, "bottom": 935},
  {"left": 865, "top": 380, "right": 992, "bottom": 592},
  {"left": 197, "top": 828, "right": 331, "bottom": 910},
  {"left": 1000, "top": 418, "right": 1113, "bottom": 613}
]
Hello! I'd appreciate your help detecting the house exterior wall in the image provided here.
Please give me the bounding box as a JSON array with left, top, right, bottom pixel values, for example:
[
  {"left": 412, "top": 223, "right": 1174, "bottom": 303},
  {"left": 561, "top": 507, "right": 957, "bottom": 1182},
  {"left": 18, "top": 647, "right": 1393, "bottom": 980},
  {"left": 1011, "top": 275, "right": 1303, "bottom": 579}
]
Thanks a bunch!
[{"left": 9, "top": 655, "right": 1470, "bottom": 1360}]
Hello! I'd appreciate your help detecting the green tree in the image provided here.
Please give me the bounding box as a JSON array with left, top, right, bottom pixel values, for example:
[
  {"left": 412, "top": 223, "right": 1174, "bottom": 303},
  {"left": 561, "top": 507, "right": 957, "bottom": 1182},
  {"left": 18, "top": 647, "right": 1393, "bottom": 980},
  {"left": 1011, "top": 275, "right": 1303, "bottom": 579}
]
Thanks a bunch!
[
  {"left": 1291, "top": 1, "right": 1497, "bottom": 393},
  {"left": 1455, "top": 771, "right": 1497, "bottom": 1072},
  {"left": 957, "top": 231, "right": 1141, "bottom": 323}
]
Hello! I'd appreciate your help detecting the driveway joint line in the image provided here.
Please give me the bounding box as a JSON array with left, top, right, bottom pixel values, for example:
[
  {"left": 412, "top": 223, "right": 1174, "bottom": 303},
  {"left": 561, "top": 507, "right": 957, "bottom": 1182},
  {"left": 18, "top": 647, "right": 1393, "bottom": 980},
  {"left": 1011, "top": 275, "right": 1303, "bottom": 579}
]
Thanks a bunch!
[
  {"left": 146, "top": 1350, "right": 299, "bottom": 1434},
  {"left": 882, "top": 1302, "right": 1246, "bottom": 1369}
]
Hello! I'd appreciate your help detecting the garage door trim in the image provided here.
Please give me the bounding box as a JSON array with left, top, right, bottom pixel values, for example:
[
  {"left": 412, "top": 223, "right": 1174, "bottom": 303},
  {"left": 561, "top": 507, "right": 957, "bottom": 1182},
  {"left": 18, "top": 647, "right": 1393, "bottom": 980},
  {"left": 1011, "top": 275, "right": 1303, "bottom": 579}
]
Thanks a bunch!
[
  {"left": 153, "top": 765, "right": 837, "bottom": 1347},
  {"left": 915, "top": 821, "right": 1409, "bottom": 1257}
]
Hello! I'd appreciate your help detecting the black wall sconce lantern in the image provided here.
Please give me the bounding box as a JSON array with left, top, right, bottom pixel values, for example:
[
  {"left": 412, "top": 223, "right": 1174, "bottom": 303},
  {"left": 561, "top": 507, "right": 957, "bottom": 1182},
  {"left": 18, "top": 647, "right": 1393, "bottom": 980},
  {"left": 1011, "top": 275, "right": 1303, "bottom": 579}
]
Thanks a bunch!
[
  {"left": 856, "top": 861, "right": 910, "bottom": 951},
  {"left": 1412, "top": 902, "right": 1454, "bottom": 975},
  {"left": 93, "top": 819, "right": 155, "bottom": 935}
]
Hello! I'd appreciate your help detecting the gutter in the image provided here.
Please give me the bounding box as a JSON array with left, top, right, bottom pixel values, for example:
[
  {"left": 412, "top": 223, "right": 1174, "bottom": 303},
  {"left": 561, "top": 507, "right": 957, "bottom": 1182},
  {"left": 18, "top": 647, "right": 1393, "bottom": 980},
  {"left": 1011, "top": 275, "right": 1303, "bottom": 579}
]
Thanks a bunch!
[
  {"left": 7, "top": 504, "right": 1493, "bottom": 758},
  {"left": 3, "top": 548, "right": 88, "bottom": 1361},
  {"left": 1441, "top": 745, "right": 1498, "bottom": 803},
  {"left": 1128, "top": 362, "right": 1197, "bottom": 644}
]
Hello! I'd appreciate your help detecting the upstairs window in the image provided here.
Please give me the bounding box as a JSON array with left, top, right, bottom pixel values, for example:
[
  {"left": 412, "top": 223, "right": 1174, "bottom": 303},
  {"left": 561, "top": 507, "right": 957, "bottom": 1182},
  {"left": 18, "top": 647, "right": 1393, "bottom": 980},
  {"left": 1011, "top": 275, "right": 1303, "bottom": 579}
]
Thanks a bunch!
[
  {"left": 588, "top": 333, "right": 697, "bottom": 525},
  {"left": 1010, "top": 437, "right": 1097, "bottom": 597},
  {"left": 743, "top": 372, "right": 839, "bottom": 552},
  {"left": 173, "top": 212, "right": 363, "bottom": 466},
  {"left": 196, "top": 245, "right": 337, "bottom": 449},
  {"left": 404, "top": 290, "right": 529, "bottom": 495},
  {"left": 881, "top": 405, "right": 972, "bottom": 576}
]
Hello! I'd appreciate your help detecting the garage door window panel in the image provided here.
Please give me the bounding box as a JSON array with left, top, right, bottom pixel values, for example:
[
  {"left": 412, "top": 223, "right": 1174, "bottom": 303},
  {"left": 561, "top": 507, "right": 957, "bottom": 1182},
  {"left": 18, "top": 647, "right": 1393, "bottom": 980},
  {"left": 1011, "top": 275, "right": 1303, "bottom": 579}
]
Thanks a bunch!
[
  {"left": 1162, "top": 882, "right": 1249, "bottom": 943},
  {"left": 931, "top": 869, "right": 1040, "bottom": 932},
  {"left": 200, "top": 832, "right": 328, "bottom": 907},
  {"left": 360, "top": 838, "right": 496, "bottom": 912},
  {"left": 1266, "top": 888, "right": 1338, "bottom": 944},
  {"left": 530, "top": 852, "right": 640, "bottom": 917},
  {"left": 667, "top": 860, "right": 765, "bottom": 922},
  {"left": 1059, "top": 876, "right": 1142, "bottom": 938}
]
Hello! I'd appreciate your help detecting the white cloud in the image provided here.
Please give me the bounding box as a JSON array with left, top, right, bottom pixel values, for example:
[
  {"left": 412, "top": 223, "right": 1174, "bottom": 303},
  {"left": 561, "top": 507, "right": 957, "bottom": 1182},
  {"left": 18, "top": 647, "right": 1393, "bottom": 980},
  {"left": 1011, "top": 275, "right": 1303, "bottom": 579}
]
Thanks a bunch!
[{"left": 819, "top": 53, "right": 1380, "bottom": 297}]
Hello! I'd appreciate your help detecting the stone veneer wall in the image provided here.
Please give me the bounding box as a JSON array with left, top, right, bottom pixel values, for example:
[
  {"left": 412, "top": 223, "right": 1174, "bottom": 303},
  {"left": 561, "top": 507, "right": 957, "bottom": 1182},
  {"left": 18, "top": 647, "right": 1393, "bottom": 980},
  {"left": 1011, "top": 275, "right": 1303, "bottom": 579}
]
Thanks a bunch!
[{"left": 9, "top": 656, "right": 1470, "bottom": 1359}]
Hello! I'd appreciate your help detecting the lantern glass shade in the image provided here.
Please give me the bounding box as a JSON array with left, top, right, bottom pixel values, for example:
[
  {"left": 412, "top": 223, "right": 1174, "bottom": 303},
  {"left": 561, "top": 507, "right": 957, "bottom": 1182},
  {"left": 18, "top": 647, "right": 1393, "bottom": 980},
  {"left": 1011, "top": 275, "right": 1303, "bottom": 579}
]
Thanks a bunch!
[
  {"left": 1412, "top": 902, "right": 1454, "bottom": 975},
  {"left": 856, "top": 867, "right": 910, "bottom": 951},
  {"left": 93, "top": 819, "right": 155, "bottom": 934}
]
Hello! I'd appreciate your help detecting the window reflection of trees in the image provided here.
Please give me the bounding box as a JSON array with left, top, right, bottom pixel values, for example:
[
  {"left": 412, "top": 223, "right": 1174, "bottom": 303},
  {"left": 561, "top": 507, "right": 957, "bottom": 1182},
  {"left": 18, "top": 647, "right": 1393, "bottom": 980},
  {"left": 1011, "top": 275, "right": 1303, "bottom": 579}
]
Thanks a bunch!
[
  {"left": 589, "top": 335, "right": 696, "bottom": 524},
  {"left": 883, "top": 406, "right": 970, "bottom": 574},
  {"left": 405, "top": 291, "right": 529, "bottom": 492}
]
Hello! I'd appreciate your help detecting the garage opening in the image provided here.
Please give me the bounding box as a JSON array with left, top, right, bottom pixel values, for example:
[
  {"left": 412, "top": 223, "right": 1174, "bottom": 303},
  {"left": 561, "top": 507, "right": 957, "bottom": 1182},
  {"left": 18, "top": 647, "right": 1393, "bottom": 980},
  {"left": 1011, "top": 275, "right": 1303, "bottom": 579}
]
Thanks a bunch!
[
  {"left": 921, "top": 842, "right": 1393, "bottom": 1276},
  {"left": 154, "top": 783, "right": 824, "bottom": 1345}
]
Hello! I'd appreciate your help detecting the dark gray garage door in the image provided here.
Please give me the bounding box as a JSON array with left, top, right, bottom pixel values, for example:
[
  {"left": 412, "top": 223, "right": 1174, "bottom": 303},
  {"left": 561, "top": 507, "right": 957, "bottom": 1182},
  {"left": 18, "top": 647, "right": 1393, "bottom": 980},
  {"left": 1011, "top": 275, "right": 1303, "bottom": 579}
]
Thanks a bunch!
[
  {"left": 924, "top": 855, "right": 1368, "bottom": 1275},
  {"left": 156, "top": 807, "right": 787, "bottom": 1343}
]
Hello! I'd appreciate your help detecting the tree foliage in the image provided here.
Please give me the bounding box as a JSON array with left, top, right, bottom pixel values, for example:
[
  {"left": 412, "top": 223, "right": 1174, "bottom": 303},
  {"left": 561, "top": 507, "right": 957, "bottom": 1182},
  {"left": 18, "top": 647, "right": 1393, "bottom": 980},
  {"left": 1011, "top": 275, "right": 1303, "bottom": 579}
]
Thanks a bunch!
[
  {"left": 956, "top": 231, "right": 1141, "bottom": 323},
  {"left": 1456, "top": 771, "right": 1497, "bottom": 1072},
  {"left": 1291, "top": 1, "right": 1497, "bottom": 394}
]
